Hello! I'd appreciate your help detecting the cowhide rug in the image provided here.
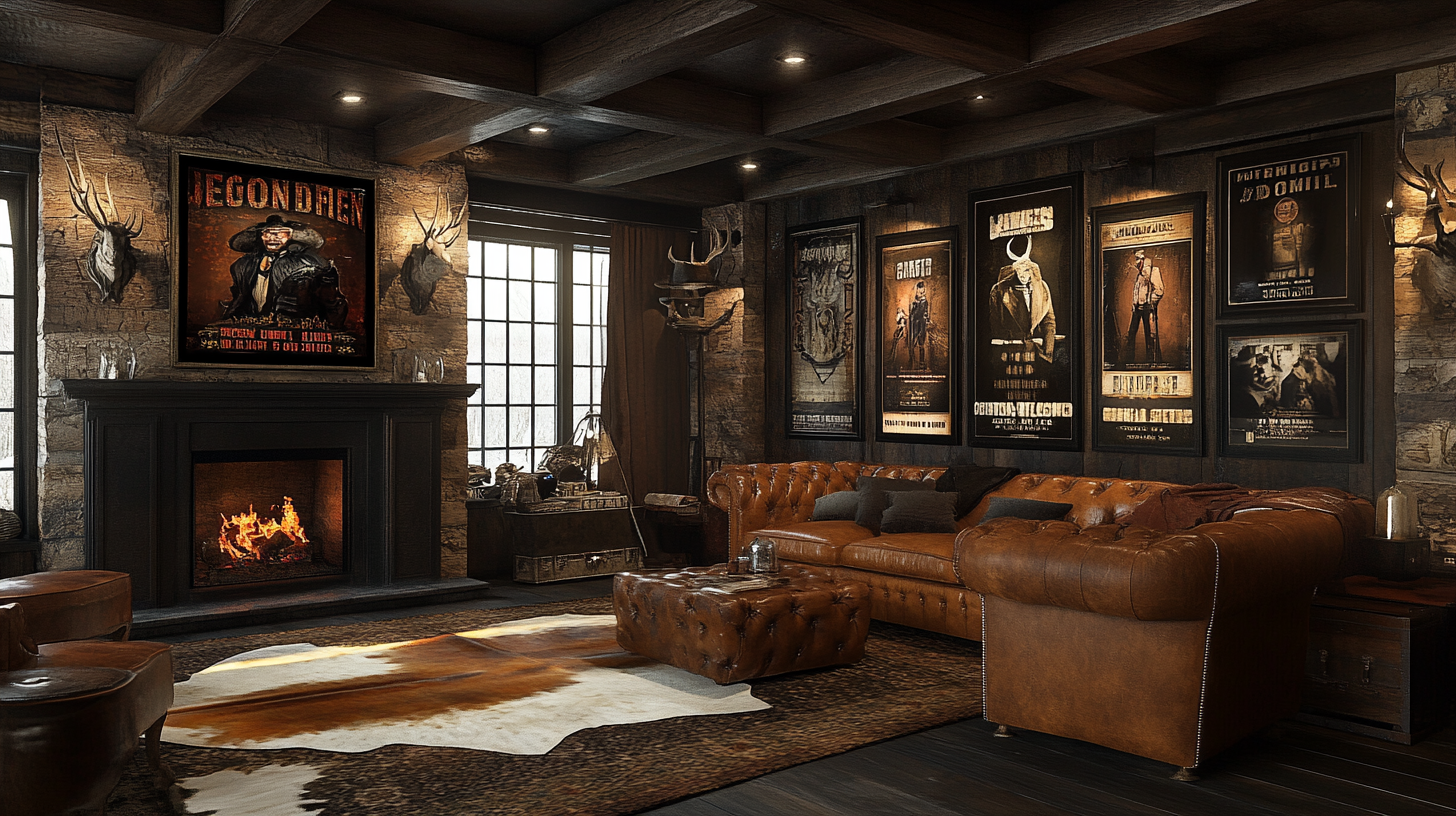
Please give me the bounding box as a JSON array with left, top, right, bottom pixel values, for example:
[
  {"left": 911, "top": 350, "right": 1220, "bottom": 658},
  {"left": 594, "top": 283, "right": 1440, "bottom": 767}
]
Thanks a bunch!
[{"left": 163, "top": 614, "right": 768, "bottom": 755}]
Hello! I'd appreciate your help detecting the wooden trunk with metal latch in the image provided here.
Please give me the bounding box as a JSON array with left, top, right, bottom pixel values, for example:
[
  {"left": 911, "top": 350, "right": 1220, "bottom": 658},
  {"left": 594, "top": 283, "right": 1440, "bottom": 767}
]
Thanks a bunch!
[{"left": 1298, "top": 595, "right": 1448, "bottom": 744}]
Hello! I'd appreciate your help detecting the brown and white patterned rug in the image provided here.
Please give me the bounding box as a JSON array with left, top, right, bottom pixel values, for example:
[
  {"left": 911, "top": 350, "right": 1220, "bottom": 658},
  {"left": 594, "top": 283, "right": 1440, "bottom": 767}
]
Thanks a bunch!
[{"left": 106, "top": 598, "right": 983, "bottom": 816}]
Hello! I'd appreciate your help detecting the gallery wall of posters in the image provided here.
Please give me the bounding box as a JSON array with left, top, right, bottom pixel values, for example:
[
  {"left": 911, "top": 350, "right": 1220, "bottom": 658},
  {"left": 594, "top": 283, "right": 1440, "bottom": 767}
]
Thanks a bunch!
[
  {"left": 1217, "top": 135, "right": 1361, "bottom": 316},
  {"left": 969, "top": 174, "right": 1081, "bottom": 450},
  {"left": 787, "top": 218, "right": 863, "bottom": 439},
  {"left": 1217, "top": 321, "right": 1363, "bottom": 462},
  {"left": 1093, "top": 193, "right": 1204, "bottom": 455},
  {"left": 173, "top": 153, "right": 376, "bottom": 369},
  {"left": 877, "top": 227, "right": 956, "bottom": 443}
]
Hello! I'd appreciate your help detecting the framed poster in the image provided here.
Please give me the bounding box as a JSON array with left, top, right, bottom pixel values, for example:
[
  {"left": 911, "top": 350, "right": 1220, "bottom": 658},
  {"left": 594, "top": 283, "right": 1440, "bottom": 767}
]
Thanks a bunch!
[
  {"left": 1216, "top": 135, "right": 1360, "bottom": 316},
  {"left": 787, "top": 218, "right": 862, "bottom": 439},
  {"left": 173, "top": 153, "right": 376, "bottom": 369},
  {"left": 969, "top": 174, "right": 1082, "bottom": 450},
  {"left": 1217, "top": 320, "right": 1362, "bottom": 462},
  {"left": 876, "top": 227, "right": 956, "bottom": 443},
  {"left": 1093, "top": 193, "right": 1204, "bottom": 455}
]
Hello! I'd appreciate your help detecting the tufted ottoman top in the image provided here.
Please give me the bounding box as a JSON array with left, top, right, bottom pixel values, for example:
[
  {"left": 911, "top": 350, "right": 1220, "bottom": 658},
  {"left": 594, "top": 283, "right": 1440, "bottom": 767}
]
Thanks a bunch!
[{"left": 613, "top": 565, "right": 871, "bottom": 684}]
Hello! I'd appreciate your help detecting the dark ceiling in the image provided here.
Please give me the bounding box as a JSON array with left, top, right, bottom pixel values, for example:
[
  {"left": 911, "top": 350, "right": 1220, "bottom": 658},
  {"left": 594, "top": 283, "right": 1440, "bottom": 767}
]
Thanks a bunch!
[{"left": 2, "top": 0, "right": 1455, "bottom": 207}]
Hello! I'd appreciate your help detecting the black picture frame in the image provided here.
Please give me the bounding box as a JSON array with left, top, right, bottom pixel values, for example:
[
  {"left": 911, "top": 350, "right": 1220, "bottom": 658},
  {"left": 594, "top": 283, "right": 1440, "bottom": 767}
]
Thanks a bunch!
[
  {"left": 1216, "top": 135, "right": 1361, "bottom": 317},
  {"left": 786, "top": 218, "right": 864, "bottom": 440},
  {"left": 173, "top": 152, "right": 377, "bottom": 369},
  {"left": 1216, "top": 320, "right": 1363, "bottom": 462},
  {"left": 1092, "top": 193, "right": 1205, "bottom": 456},
  {"left": 968, "top": 173, "right": 1082, "bottom": 450},
  {"left": 875, "top": 227, "right": 958, "bottom": 444}
]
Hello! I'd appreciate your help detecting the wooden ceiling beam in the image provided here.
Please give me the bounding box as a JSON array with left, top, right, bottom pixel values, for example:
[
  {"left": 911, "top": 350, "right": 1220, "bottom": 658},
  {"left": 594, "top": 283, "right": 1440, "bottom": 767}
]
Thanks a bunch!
[
  {"left": 3, "top": 0, "right": 222, "bottom": 46},
  {"left": 377, "top": 99, "right": 544, "bottom": 167},
  {"left": 766, "top": 55, "right": 984, "bottom": 138},
  {"left": 804, "top": 119, "right": 944, "bottom": 167},
  {"left": 0, "top": 62, "right": 134, "bottom": 111},
  {"left": 570, "top": 133, "right": 747, "bottom": 186},
  {"left": 538, "top": 0, "right": 772, "bottom": 103},
  {"left": 1051, "top": 54, "right": 1213, "bottom": 112},
  {"left": 132, "top": 0, "right": 330, "bottom": 135},
  {"left": 589, "top": 76, "right": 762, "bottom": 136},
  {"left": 460, "top": 142, "right": 738, "bottom": 207}
]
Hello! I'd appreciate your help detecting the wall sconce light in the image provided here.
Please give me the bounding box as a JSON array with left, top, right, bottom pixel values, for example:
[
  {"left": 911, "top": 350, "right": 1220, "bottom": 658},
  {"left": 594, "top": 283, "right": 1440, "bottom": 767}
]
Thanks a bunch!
[{"left": 1381, "top": 198, "right": 1397, "bottom": 247}]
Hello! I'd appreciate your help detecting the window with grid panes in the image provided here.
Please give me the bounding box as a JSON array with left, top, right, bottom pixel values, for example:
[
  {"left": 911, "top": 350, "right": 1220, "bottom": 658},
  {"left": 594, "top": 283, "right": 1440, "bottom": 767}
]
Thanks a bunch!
[
  {"left": 465, "top": 207, "right": 610, "bottom": 474},
  {"left": 0, "top": 159, "right": 33, "bottom": 528}
]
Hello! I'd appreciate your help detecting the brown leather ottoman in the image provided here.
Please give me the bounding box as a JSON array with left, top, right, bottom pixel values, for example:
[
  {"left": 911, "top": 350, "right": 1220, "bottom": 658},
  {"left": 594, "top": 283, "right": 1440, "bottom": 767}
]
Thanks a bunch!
[
  {"left": 0, "top": 570, "right": 133, "bottom": 643},
  {"left": 614, "top": 564, "right": 871, "bottom": 684}
]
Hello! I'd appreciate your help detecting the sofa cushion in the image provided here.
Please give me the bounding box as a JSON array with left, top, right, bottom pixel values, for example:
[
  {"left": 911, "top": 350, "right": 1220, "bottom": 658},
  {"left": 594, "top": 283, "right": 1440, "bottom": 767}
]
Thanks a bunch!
[
  {"left": 811, "top": 491, "right": 860, "bottom": 521},
  {"left": 749, "top": 521, "right": 869, "bottom": 566},
  {"left": 841, "top": 534, "right": 959, "bottom": 584},
  {"left": 855, "top": 475, "right": 935, "bottom": 535},
  {"left": 979, "top": 496, "right": 1073, "bottom": 523},
  {"left": 935, "top": 465, "right": 1020, "bottom": 518},
  {"left": 880, "top": 491, "right": 958, "bottom": 534}
]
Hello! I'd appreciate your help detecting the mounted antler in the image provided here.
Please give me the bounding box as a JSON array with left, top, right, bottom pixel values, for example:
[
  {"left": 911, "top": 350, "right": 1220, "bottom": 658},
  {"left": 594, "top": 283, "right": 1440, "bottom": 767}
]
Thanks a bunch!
[
  {"left": 663, "top": 229, "right": 727, "bottom": 289},
  {"left": 1393, "top": 129, "right": 1456, "bottom": 317},
  {"left": 392, "top": 188, "right": 467, "bottom": 315},
  {"left": 56, "top": 129, "right": 142, "bottom": 304}
]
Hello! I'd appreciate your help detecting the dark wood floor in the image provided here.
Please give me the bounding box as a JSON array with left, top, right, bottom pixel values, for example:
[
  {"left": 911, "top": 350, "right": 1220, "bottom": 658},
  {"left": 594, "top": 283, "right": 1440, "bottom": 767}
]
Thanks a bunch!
[{"left": 159, "top": 577, "right": 1456, "bottom": 816}]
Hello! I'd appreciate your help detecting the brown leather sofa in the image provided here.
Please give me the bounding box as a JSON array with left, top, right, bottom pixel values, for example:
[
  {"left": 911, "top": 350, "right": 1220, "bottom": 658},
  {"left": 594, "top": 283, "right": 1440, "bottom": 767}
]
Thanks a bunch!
[{"left": 707, "top": 460, "right": 1373, "bottom": 774}]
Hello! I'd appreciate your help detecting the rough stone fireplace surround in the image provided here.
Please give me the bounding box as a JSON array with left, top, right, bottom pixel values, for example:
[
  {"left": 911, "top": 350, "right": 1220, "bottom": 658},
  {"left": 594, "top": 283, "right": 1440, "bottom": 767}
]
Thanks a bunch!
[{"left": 62, "top": 380, "right": 478, "bottom": 611}]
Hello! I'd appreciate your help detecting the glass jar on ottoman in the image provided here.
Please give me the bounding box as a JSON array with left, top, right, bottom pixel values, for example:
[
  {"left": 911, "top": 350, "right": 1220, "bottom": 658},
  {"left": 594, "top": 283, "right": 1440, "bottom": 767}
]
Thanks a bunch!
[{"left": 612, "top": 565, "right": 871, "bottom": 684}]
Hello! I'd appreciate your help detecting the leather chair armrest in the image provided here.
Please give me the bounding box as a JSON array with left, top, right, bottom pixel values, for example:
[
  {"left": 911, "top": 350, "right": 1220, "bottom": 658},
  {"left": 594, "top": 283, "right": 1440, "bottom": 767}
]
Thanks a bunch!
[{"left": 707, "top": 462, "right": 853, "bottom": 557}]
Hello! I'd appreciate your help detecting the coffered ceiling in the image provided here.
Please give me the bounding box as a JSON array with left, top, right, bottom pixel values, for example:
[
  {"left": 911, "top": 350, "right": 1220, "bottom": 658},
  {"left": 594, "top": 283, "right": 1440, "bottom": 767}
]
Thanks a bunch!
[{"left": 2, "top": 0, "right": 1454, "bottom": 206}]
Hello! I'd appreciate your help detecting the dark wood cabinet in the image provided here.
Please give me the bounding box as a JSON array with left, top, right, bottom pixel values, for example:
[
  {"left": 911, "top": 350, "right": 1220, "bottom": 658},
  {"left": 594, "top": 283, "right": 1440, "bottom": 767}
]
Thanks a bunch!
[
  {"left": 506, "top": 508, "right": 643, "bottom": 583},
  {"left": 1300, "top": 594, "right": 1450, "bottom": 744}
]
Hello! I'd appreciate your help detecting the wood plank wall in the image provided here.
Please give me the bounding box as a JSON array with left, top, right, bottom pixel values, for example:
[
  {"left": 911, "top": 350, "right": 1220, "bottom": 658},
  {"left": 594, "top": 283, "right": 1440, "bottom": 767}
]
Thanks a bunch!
[{"left": 759, "top": 121, "right": 1396, "bottom": 497}]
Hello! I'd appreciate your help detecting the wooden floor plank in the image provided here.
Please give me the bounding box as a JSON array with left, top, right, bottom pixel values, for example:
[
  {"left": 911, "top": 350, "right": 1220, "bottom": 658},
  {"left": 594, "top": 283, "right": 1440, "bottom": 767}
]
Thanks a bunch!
[
  {"left": 1271, "top": 723, "right": 1456, "bottom": 783},
  {"left": 1214, "top": 754, "right": 1456, "bottom": 816},
  {"left": 735, "top": 768, "right": 969, "bottom": 816}
]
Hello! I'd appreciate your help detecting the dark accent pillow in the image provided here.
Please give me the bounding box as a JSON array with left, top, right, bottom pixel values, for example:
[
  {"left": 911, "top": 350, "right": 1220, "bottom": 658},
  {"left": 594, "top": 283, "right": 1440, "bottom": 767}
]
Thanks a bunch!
[
  {"left": 978, "top": 496, "right": 1073, "bottom": 524},
  {"left": 934, "top": 465, "right": 1021, "bottom": 519},
  {"left": 811, "top": 491, "right": 860, "bottom": 521},
  {"left": 855, "top": 475, "right": 935, "bottom": 535},
  {"left": 879, "top": 490, "right": 958, "bottom": 534}
]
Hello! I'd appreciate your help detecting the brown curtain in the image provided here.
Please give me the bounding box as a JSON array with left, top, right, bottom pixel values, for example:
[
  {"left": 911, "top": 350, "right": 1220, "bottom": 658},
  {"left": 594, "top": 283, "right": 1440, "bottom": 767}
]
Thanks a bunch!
[{"left": 601, "top": 223, "right": 692, "bottom": 500}]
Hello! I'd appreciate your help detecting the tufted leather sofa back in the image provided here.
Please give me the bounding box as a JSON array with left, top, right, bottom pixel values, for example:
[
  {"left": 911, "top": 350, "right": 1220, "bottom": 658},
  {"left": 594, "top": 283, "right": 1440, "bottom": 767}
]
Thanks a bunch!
[{"left": 969, "top": 473, "right": 1183, "bottom": 529}]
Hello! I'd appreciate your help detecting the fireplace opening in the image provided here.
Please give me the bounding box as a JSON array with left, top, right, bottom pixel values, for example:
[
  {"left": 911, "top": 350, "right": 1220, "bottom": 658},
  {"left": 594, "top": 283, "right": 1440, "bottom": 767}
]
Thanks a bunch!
[{"left": 192, "top": 449, "right": 348, "bottom": 589}]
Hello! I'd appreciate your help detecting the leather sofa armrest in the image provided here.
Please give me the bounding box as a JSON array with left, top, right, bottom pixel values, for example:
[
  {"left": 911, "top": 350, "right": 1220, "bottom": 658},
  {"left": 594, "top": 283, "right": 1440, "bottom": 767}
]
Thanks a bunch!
[
  {"left": 707, "top": 462, "right": 853, "bottom": 557},
  {"left": 956, "top": 507, "right": 1347, "bottom": 621}
]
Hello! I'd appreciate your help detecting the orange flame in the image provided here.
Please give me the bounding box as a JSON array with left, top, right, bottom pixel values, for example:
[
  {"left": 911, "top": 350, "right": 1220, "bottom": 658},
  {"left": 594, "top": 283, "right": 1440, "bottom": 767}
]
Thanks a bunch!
[{"left": 218, "top": 496, "right": 311, "bottom": 563}]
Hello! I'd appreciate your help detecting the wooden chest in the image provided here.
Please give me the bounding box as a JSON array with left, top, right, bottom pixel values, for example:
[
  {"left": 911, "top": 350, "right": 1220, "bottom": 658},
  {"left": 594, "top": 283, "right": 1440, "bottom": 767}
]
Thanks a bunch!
[
  {"left": 1299, "top": 595, "right": 1449, "bottom": 744},
  {"left": 506, "top": 507, "right": 644, "bottom": 583}
]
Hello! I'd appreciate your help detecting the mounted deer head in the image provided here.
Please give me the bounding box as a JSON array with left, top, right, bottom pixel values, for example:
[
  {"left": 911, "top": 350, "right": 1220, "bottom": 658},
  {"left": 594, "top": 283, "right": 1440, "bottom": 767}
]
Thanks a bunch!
[
  {"left": 56, "top": 131, "right": 142, "bottom": 304},
  {"left": 395, "top": 188, "right": 466, "bottom": 315},
  {"left": 664, "top": 228, "right": 727, "bottom": 289},
  {"left": 1394, "top": 129, "right": 1456, "bottom": 317}
]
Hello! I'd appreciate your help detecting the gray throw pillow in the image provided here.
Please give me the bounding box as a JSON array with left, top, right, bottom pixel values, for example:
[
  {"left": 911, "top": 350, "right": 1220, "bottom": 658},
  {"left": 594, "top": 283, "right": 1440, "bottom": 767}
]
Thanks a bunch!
[
  {"left": 812, "top": 491, "right": 860, "bottom": 521},
  {"left": 855, "top": 475, "right": 935, "bottom": 535},
  {"left": 879, "top": 490, "right": 958, "bottom": 534},
  {"left": 978, "top": 496, "right": 1073, "bottom": 524}
]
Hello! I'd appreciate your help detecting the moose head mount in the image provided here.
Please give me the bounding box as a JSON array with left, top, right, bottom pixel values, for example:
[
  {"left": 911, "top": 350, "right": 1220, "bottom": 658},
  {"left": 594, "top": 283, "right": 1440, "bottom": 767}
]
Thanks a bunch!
[
  {"left": 384, "top": 189, "right": 466, "bottom": 315},
  {"left": 1390, "top": 129, "right": 1456, "bottom": 318},
  {"left": 56, "top": 132, "right": 142, "bottom": 304}
]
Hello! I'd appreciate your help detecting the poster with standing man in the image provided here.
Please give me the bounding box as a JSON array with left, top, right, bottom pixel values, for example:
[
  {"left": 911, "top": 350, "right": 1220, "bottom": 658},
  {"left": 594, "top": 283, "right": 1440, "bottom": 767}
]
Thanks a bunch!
[
  {"left": 877, "top": 227, "right": 956, "bottom": 443},
  {"left": 969, "top": 174, "right": 1081, "bottom": 449}
]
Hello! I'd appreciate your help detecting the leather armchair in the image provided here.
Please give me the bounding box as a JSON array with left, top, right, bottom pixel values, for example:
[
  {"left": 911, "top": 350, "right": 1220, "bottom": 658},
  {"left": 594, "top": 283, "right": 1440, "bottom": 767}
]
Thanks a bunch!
[{"left": 958, "top": 507, "right": 1356, "bottom": 777}]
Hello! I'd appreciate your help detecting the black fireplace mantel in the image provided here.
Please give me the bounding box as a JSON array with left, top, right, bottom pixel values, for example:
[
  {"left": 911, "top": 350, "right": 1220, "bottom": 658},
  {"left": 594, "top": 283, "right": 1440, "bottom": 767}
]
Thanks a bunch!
[{"left": 63, "top": 379, "right": 478, "bottom": 609}]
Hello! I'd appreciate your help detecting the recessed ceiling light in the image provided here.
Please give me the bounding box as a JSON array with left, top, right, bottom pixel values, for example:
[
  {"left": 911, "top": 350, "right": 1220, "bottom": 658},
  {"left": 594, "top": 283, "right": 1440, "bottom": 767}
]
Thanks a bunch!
[
  {"left": 337, "top": 92, "right": 364, "bottom": 104},
  {"left": 777, "top": 52, "right": 809, "bottom": 65},
  {"left": 973, "top": 94, "right": 988, "bottom": 101},
  {"left": 528, "top": 124, "right": 550, "bottom": 134},
  {"left": 740, "top": 160, "right": 759, "bottom": 170}
]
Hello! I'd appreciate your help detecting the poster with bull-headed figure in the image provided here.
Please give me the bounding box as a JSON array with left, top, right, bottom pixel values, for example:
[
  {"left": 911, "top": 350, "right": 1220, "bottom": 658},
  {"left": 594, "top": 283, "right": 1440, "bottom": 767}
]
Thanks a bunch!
[
  {"left": 969, "top": 174, "right": 1082, "bottom": 450},
  {"left": 787, "top": 218, "right": 863, "bottom": 439},
  {"left": 876, "top": 227, "right": 957, "bottom": 443},
  {"left": 173, "top": 153, "right": 376, "bottom": 368}
]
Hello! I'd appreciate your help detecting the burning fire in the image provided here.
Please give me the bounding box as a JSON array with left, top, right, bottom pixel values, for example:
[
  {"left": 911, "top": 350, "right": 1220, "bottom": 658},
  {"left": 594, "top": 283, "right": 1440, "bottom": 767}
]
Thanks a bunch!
[{"left": 218, "top": 496, "right": 311, "bottom": 563}]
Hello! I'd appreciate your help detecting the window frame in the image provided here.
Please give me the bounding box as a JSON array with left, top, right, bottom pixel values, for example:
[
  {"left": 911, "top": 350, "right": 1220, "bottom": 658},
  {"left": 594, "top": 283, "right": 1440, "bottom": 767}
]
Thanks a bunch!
[{"left": 0, "top": 147, "right": 38, "bottom": 536}]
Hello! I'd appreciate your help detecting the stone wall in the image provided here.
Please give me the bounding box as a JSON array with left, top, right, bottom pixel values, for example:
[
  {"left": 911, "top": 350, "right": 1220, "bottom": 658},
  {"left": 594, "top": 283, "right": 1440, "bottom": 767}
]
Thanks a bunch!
[
  {"left": 36, "top": 105, "right": 470, "bottom": 575},
  {"left": 701, "top": 203, "right": 766, "bottom": 468},
  {"left": 1393, "top": 65, "right": 1456, "bottom": 556}
]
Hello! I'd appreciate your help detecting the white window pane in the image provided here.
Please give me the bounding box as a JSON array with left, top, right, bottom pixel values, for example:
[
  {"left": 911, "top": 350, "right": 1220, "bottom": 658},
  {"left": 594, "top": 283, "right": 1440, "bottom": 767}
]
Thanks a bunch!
[
  {"left": 484, "top": 407, "right": 506, "bottom": 446},
  {"left": 572, "top": 405, "right": 590, "bottom": 432},
  {"left": 595, "top": 286, "right": 608, "bottom": 326},
  {"left": 483, "top": 365, "right": 506, "bottom": 403},
  {"left": 0, "top": 356, "right": 13, "bottom": 408},
  {"left": 0, "top": 250, "right": 13, "bottom": 297},
  {"left": 0, "top": 301, "right": 11, "bottom": 350},
  {"left": 535, "top": 366, "right": 555, "bottom": 404},
  {"left": 572, "top": 250, "right": 587, "bottom": 285},
  {"left": 534, "top": 246, "right": 557, "bottom": 282},
  {"left": 466, "top": 275, "right": 482, "bottom": 320},
  {"left": 483, "top": 279, "right": 506, "bottom": 321},
  {"left": 534, "top": 325, "right": 554, "bottom": 365},
  {"left": 592, "top": 370, "right": 603, "bottom": 404},
  {"left": 0, "top": 471, "right": 12, "bottom": 512},
  {"left": 467, "top": 239, "right": 481, "bottom": 276},
  {"left": 482, "top": 322, "right": 506, "bottom": 364},
  {"left": 507, "top": 280, "right": 531, "bottom": 321},
  {"left": 0, "top": 199, "right": 10, "bottom": 244},
  {"left": 508, "top": 365, "right": 532, "bottom": 404},
  {"left": 0, "top": 412, "right": 13, "bottom": 469},
  {"left": 573, "top": 284, "right": 590, "bottom": 325},
  {"left": 573, "top": 327, "right": 590, "bottom": 367},
  {"left": 573, "top": 367, "right": 589, "bottom": 406},
  {"left": 482, "top": 449, "right": 506, "bottom": 469},
  {"left": 508, "top": 244, "right": 532, "bottom": 279},
  {"left": 467, "top": 406, "right": 482, "bottom": 448},
  {"left": 466, "top": 363, "right": 482, "bottom": 386},
  {"left": 509, "top": 323, "right": 531, "bottom": 363},
  {"left": 508, "top": 448, "right": 531, "bottom": 470},
  {"left": 592, "top": 332, "right": 605, "bottom": 366},
  {"left": 482, "top": 242, "right": 507, "bottom": 279},
  {"left": 595, "top": 252, "right": 609, "bottom": 286},
  {"left": 534, "top": 281, "right": 554, "bottom": 323},
  {"left": 468, "top": 449, "right": 485, "bottom": 467},
  {"left": 508, "top": 407, "right": 532, "bottom": 446},
  {"left": 534, "top": 407, "right": 556, "bottom": 446},
  {"left": 466, "top": 322, "right": 481, "bottom": 365}
]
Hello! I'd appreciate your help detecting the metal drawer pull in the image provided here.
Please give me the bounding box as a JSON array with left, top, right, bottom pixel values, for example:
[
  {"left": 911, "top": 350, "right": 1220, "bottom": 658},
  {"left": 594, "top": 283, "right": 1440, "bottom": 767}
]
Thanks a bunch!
[
  {"left": 1318, "top": 649, "right": 1328, "bottom": 676},
  {"left": 1361, "top": 656, "right": 1372, "bottom": 684}
]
